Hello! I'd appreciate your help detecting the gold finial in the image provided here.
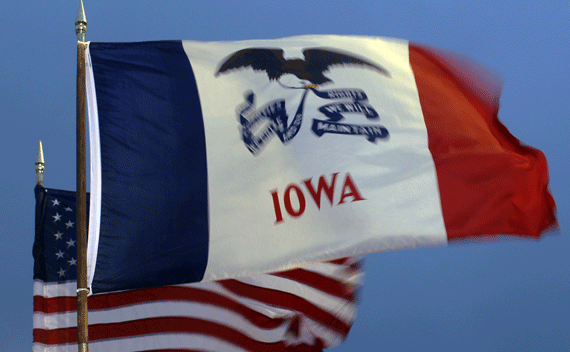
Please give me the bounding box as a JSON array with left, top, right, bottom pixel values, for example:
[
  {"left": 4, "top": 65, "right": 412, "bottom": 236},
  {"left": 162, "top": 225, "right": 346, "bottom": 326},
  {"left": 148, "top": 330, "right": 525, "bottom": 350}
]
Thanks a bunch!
[
  {"left": 75, "top": 0, "right": 87, "bottom": 42},
  {"left": 35, "top": 141, "right": 45, "bottom": 185}
]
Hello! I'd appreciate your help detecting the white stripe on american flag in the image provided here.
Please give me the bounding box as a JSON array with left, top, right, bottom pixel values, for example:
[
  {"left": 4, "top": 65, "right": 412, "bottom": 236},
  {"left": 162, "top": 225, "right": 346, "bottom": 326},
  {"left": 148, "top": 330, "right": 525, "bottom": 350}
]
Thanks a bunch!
[
  {"left": 33, "top": 281, "right": 76, "bottom": 298},
  {"left": 33, "top": 258, "right": 362, "bottom": 351},
  {"left": 35, "top": 334, "right": 251, "bottom": 352},
  {"left": 34, "top": 301, "right": 291, "bottom": 339}
]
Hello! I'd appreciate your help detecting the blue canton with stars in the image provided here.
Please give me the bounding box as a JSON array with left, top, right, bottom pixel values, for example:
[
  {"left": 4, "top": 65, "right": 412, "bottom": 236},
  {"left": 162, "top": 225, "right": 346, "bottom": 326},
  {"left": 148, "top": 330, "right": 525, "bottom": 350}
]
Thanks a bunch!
[{"left": 33, "top": 185, "right": 88, "bottom": 283}]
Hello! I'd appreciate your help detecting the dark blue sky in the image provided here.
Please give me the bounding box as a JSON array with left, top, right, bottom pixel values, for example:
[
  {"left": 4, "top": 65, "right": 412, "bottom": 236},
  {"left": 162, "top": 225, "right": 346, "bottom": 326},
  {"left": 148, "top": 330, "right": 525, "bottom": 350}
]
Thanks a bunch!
[{"left": 1, "top": 1, "right": 568, "bottom": 351}]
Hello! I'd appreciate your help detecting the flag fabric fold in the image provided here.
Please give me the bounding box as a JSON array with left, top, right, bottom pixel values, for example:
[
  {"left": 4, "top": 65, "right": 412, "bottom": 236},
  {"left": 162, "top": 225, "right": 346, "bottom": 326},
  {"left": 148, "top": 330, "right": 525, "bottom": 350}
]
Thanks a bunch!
[
  {"left": 33, "top": 185, "right": 363, "bottom": 352},
  {"left": 85, "top": 35, "right": 556, "bottom": 294}
]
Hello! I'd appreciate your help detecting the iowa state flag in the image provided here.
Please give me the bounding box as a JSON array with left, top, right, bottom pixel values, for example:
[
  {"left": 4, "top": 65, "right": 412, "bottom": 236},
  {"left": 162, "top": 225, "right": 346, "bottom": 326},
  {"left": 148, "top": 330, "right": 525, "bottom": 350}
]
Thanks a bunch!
[{"left": 85, "top": 35, "right": 556, "bottom": 294}]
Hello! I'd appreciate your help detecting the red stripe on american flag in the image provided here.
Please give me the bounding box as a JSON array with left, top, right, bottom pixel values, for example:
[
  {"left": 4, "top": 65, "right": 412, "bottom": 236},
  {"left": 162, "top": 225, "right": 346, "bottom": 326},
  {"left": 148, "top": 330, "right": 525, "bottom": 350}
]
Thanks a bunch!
[
  {"left": 35, "top": 317, "right": 290, "bottom": 352},
  {"left": 34, "top": 327, "right": 77, "bottom": 345},
  {"left": 33, "top": 294, "right": 76, "bottom": 314},
  {"left": 346, "top": 261, "right": 362, "bottom": 274},
  {"left": 327, "top": 257, "right": 350, "bottom": 265},
  {"left": 218, "top": 279, "right": 351, "bottom": 335},
  {"left": 273, "top": 268, "right": 356, "bottom": 301},
  {"left": 34, "top": 286, "right": 289, "bottom": 330}
]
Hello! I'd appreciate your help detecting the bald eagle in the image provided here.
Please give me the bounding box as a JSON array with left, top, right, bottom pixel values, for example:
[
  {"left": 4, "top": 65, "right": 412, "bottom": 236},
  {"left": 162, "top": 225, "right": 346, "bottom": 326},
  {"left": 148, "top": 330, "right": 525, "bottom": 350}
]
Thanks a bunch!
[{"left": 215, "top": 47, "right": 390, "bottom": 85}]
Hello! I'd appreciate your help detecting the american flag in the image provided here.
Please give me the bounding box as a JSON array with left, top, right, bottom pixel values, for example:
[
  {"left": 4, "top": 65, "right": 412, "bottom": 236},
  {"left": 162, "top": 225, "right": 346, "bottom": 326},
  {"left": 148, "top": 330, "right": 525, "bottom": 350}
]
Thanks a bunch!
[{"left": 33, "top": 185, "right": 363, "bottom": 351}]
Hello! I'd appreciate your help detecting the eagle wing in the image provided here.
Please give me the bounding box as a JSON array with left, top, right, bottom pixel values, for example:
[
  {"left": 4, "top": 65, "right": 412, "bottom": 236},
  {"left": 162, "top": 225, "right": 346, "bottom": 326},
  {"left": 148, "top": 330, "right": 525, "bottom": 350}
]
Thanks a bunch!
[
  {"left": 215, "top": 48, "right": 286, "bottom": 80},
  {"left": 303, "top": 48, "right": 390, "bottom": 78}
]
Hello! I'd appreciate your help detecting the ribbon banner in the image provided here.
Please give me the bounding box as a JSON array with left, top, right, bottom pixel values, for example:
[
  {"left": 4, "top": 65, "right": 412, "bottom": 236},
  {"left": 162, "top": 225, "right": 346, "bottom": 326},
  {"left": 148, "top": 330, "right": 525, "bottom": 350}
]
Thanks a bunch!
[
  {"left": 238, "top": 87, "right": 389, "bottom": 155},
  {"left": 311, "top": 88, "right": 389, "bottom": 143}
]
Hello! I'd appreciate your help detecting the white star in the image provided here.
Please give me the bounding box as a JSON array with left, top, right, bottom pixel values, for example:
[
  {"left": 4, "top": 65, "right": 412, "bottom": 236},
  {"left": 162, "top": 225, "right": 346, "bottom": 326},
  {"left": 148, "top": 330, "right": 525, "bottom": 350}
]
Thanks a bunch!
[
  {"left": 68, "top": 258, "right": 77, "bottom": 266},
  {"left": 52, "top": 213, "right": 61, "bottom": 222},
  {"left": 66, "top": 238, "right": 76, "bottom": 248},
  {"left": 58, "top": 268, "right": 66, "bottom": 277},
  {"left": 65, "top": 220, "right": 74, "bottom": 229},
  {"left": 55, "top": 250, "right": 65, "bottom": 259},
  {"left": 65, "top": 207, "right": 73, "bottom": 212},
  {"left": 54, "top": 231, "right": 63, "bottom": 240},
  {"left": 52, "top": 199, "right": 60, "bottom": 206}
]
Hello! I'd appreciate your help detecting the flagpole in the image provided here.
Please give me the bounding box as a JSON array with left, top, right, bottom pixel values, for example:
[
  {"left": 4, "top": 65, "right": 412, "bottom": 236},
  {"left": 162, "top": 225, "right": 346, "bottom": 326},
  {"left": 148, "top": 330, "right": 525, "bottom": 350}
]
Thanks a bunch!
[{"left": 75, "top": 1, "right": 89, "bottom": 351}]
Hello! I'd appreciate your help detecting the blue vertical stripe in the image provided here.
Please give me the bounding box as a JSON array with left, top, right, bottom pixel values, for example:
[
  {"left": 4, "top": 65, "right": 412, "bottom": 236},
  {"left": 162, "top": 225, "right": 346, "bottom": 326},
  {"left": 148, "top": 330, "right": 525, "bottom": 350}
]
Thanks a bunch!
[{"left": 89, "top": 41, "right": 209, "bottom": 293}]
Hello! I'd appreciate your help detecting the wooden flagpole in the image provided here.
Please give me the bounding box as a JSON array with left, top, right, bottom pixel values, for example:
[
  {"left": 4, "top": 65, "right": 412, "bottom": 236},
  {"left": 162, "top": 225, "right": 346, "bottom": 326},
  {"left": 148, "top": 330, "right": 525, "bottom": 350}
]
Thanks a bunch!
[{"left": 75, "top": 1, "right": 89, "bottom": 351}]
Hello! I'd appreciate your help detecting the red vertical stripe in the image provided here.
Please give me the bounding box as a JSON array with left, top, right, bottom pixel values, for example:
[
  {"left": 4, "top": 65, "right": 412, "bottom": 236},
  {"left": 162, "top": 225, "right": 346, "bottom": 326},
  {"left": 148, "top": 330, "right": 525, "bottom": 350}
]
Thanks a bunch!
[{"left": 409, "top": 44, "right": 557, "bottom": 240}]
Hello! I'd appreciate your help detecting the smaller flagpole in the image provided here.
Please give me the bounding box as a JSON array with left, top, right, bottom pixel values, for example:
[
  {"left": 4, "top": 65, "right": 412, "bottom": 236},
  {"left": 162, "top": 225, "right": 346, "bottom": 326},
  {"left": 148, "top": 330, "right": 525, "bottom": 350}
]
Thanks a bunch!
[
  {"left": 75, "top": 1, "right": 89, "bottom": 352},
  {"left": 35, "top": 141, "right": 45, "bottom": 186}
]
